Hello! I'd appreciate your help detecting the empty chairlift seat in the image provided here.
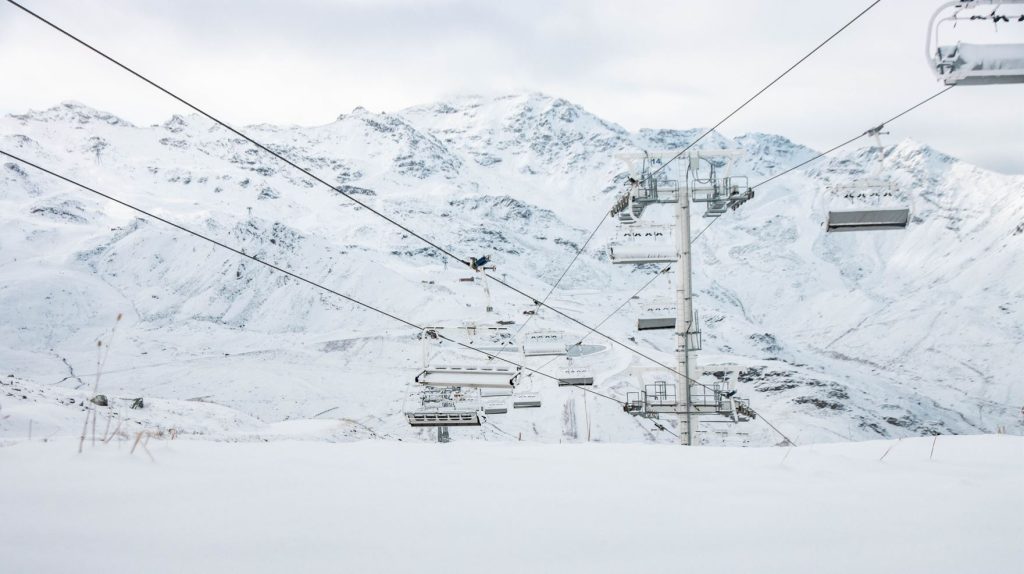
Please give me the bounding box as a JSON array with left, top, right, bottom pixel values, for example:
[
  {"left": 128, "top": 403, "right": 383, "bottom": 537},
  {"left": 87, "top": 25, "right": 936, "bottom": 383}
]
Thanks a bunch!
[
  {"left": 934, "top": 43, "right": 1024, "bottom": 85},
  {"left": 637, "top": 300, "right": 676, "bottom": 331},
  {"left": 827, "top": 208, "right": 911, "bottom": 232},
  {"left": 406, "top": 410, "right": 481, "bottom": 427},
  {"left": 558, "top": 366, "right": 594, "bottom": 386},
  {"left": 480, "top": 386, "right": 514, "bottom": 397},
  {"left": 513, "top": 393, "right": 542, "bottom": 408},
  {"left": 416, "top": 365, "right": 521, "bottom": 388},
  {"left": 522, "top": 331, "right": 568, "bottom": 356},
  {"left": 928, "top": 1, "right": 1024, "bottom": 86},
  {"left": 483, "top": 400, "right": 508, "bottom": 414},
  {"left": 608, "top": 224, "right": 677, "bottom": 264},
  {"left": 826, "top": 180, "right": 910, "bottom": 233}
]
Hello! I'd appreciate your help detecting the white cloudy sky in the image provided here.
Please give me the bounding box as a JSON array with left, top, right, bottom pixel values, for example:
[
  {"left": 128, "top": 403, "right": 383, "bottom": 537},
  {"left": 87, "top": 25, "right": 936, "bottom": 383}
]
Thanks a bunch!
[{"left": 1, "top": 0, "right": 1022, "bottom": 172}]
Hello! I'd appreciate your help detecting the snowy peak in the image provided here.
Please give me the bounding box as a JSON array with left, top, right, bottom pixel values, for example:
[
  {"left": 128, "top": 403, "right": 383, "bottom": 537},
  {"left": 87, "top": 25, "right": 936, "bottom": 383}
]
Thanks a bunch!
[
  {"left": 634, "top": 127, "right": 734, "bottom": 151},
  {"left": 9, "top": 101, "right": 133, "bottom": 128},
  {"left": 315, "top": 107, "right": 463, "bottom": 181},
  {"left": 399, "top": 93, "right": 630, "bottom": 175}
]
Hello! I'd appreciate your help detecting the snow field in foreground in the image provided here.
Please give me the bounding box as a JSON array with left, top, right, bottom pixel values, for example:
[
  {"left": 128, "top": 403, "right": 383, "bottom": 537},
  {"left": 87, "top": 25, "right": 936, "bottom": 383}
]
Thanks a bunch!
[{"left": 1, "top": 435, "right": 1022, "bottom": 574}]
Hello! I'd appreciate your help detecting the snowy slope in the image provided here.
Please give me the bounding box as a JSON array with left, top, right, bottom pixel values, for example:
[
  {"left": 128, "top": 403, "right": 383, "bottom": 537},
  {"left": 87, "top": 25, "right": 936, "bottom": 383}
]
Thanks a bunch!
[
  {"left": 1, "top": 435, "right": 1021, "bottom": 574},
  {"left": 0, "top": 94, "right": 1022, "bottom": 445}
]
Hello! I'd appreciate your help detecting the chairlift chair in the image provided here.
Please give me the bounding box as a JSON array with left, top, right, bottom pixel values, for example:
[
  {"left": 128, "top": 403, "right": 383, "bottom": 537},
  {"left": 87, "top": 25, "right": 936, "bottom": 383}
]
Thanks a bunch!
[
  {"left": 637, "top": 299, "right": 676, "bottom": 331},
  {"left": 406, "top": 386, "right": 482, "bottom": 427},
  {"left": 691, "top": 176, "right": 754, "bottom": 218},
  {"left": 928, "top": 0, "right": 1024, "bottom": 86},
  {"left": 825, "top": 128, "right": 911, "bottom": 232},
  {"left": 522, "top": 330, "right": 568, "bottom": 356},
  {"left": 558, "top": 365, "right": 595, "bottom": 386},
  {"left": 406, "top": 410, "right": 481, "bottom": 427},
  {"left": 513, "top": 393, "right": 542, "bottom": 408},
  {"left": 608, "top": 224, "right": 678, "bottom": 264},
  {"left": 415, "top": 365, "right": 521, "bottom": 389},
  {"left": 611, "top": 152, "right": 682, "bottom": 224},
  {"left": 483, "top": 400, "right": 508, "bottom": 414},
  {"left": 480, "top": 386, "right": 514, "bottom": 397}
]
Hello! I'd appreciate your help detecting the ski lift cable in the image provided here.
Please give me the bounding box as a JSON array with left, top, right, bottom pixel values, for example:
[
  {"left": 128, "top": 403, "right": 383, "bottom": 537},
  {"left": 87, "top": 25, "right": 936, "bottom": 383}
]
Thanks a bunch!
[
  {"left": 484, "top": 270, "right": 793, "bottom": 414},
  {"left": 4, "top": 0, "right": 865, "bottom": 435},
  {"left": 537, "top": 213, "right": 718, "bottom": 373},
  {"left": 3, "top": 3, "right": 879, "bottom": 444},
  {"left": 517, "top": 0, "right": 885, "bottom": 339},
  {"left": 1, "top": 153, "right": 672, "bottom": 437},
  {"left": 523, "top": 263, "right": 797, "bottom": 444},
  {"left": 752, "top": 86, "right": 955, "bottom": 189},
  {"left": 640, "top": 0, "right": 884, "bottom": 186},
  {"left": 3, "top": 0, "right": 467, "bottom": 264},
  {"left": 534, "top": 262, "right": 794, "bottom": 445},
  {"left": 0, "top": 149, "right": 644, "bottom": 415},
  {"left": 541, "top": 88, "right": 955, "bottom": 440},
  {"left": 1, "top": 0, "right": 783, "bottom": 415},
  {"left": 534, "top": 267, "right": 671, "bottom": 377},
  {"left": 495, "top": 215, "right": 610, "bottom": 358},
  {"left": 556, "top": 88, "right": 955, "bottom": 377},
  {"left": 613, "top": 88, "right": 957, "bottom": 325}
]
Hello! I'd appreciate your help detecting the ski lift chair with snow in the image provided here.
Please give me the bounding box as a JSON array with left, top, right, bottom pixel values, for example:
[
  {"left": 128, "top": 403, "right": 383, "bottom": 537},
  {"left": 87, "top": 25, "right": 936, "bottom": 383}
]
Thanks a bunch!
[
  {"left": 826, "top": 176, "right": 910, "bottom": 232},
  {"left": 558, "top": 365, "right": 595, "bottom": 386},
  {"left": 825, "top": 127, "right": 911, "bottom": 232},
  {"left": 608, "top": 224, "right": 678, "bottom": 264},
  {"left": 513, "top": 393, "right": 542, "bottom": 408},
  {"left": 611, "top": 153, "right": 681, "bottom": 224},
  {"left": 483, "top": 400, "right": 508, "bottom": 414},
  {"left": 928, "top": 0, "right": 1024, "bottom": 86},
  {"left": 522, "top": 330, "right": 568, "bottom": 356},
  {"left": 415, "top": 365, "right": 521, "bottom": 389},
  {"left": 691, "top": 176, "right": 755, "bottom": 218},
  {"left": 406, "top": 387, "right": 483, "bottom": 427},
  {"left": 406, "top": 410, "right": 481, "bottom": 427},
  {"left": 637, "top": 299, "right": 676, "bottom": 331}
]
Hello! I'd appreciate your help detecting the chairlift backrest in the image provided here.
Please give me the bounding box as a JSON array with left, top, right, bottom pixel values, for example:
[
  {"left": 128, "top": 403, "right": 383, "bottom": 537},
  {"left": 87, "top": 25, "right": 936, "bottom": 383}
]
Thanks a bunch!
[
  {"left": 416, "top": 365, "right": 520, "bottom": 388},
  {"left": 608, "top": 224, "right": 677, "bottom": 265},
  {"left": 513, "top": 393, "right": 542, "bottom": 408},
  {"left": 558, "top": 366, "right": 594, "bottom": 386},
  {"left": 483, "top": 400, "right": 508, "bottom": 414},
  {"left": 637, "top": 299, "right": 676, "bottom": 331},
  {"left": 826, "top": 208, "right": 910, "bottom": 232},
  {"left": 523, "top": 331, "right": 568, "bottom": 356},
  {"left": 406, "top": 411, "right": 481, "bottom": 427}
]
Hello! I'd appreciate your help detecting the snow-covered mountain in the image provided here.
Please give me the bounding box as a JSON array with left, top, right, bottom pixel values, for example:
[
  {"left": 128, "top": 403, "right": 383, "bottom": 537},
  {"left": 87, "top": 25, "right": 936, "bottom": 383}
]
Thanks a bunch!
[{"left": 1, "top": 93, "right": 1021, "bottom": 445}]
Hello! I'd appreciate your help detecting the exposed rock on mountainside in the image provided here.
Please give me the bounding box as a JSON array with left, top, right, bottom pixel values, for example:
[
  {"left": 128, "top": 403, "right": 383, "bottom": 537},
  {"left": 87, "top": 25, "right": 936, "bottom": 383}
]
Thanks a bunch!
[{"left": 1, "top": 93, "right": 1021, "bottom": 444}]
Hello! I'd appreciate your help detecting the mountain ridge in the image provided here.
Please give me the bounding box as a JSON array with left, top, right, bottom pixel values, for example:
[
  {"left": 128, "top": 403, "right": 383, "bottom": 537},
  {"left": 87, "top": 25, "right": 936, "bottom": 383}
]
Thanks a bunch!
[{"left": 1, "top": 92, "right": 1021, "bottom": 445}]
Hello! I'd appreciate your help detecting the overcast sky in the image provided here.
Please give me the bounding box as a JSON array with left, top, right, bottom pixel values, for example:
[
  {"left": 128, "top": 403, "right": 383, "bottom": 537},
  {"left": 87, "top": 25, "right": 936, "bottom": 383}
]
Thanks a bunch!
[{"left": 1, "top": 0, "right": 1022, "bottom": 173}]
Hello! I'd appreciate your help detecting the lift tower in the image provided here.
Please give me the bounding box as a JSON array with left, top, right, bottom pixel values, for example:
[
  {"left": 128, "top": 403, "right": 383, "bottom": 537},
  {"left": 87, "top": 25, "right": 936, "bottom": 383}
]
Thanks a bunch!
[{"left": 611, "top": 150, "right": 753, "bottom": 445}]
